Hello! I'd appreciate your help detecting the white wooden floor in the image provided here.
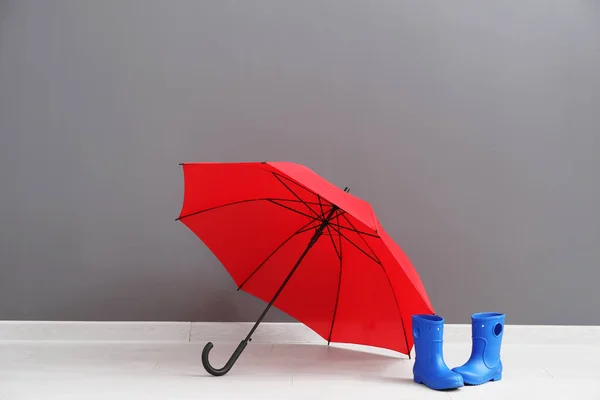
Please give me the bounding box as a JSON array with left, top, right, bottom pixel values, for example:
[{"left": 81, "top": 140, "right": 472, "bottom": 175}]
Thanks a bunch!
[{"left": 1, "top": 322, "right": 599, "bottom": 399}]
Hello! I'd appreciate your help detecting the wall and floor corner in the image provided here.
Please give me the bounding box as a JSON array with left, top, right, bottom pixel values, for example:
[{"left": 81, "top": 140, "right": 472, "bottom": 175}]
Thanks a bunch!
[{"left": 0, "top": 0, "right": 599, "bottom": 325}]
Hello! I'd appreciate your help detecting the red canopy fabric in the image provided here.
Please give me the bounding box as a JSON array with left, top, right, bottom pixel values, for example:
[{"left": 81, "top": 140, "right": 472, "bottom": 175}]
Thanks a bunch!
[{"left": 178, "top": 161, "right": 434, "bottom": 355}]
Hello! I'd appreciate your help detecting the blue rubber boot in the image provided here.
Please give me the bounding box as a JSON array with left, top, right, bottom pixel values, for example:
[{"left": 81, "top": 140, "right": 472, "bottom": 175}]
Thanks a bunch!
[
  {"left": 412, "top": 314, "right": 464, "bottom": 390},
  {"left": 452, "top": 312, "right": 505, "bottom": 385}
]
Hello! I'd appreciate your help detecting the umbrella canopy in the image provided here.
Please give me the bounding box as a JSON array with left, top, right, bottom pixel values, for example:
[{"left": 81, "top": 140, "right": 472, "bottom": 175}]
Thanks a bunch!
[{"left": 177, "top": 161, "right": 434, "bottom": 375}]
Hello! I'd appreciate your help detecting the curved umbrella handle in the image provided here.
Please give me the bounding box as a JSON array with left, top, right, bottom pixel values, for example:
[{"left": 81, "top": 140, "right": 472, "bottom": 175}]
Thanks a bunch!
[{"left": 202, "top": 340, "right": 249, "bottom": 376}]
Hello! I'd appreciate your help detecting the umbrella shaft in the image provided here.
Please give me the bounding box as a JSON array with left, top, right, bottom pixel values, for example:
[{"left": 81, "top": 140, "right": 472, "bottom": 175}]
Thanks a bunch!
[
  {"left": 244, "top": 206, "right": 339, "bottom": 341},
  {"left": 201, "top": 205, "right": 340, "bottom": 376}
]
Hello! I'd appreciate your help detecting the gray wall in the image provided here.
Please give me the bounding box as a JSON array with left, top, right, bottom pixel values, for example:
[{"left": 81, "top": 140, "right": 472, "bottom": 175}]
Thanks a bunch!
[{"left": 1, "top": 0, "right": 599, "bottom": 325}]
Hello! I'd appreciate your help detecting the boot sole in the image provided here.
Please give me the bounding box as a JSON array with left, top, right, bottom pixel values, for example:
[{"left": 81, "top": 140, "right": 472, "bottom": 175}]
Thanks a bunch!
[
  {"left": 463, "top": 372, "right": 502, "bottom": 386},
  {"left": 414, "top": 376, "right": 464, "bottom": 391}
]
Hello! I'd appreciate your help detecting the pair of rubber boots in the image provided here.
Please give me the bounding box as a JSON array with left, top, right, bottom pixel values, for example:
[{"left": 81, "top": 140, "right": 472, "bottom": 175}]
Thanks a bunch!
[{"left": 411, "top": 312, "right": 504, "bottom": 390}]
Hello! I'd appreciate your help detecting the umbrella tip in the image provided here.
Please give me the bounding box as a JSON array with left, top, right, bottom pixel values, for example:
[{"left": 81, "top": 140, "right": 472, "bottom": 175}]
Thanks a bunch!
[
  {"left": 261, "top": 161, "right": 267, "bottom": 164},
  {"left": 179, "top": 163, "right": 184, "bottom": 166},
  {"left": 344, "top": 187, "right": 350, "bottom": 193}
]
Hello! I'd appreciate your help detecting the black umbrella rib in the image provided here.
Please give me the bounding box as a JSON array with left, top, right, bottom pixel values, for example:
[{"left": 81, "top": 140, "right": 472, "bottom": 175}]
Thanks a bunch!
[
  {"left": 339, "top": 213, "right": 381, "bottom": 263},
  {"left": 328, "top": 224, "right": 382, "bottom": 266},
  {"left": 320, "top": 195, "right": 341, "bottom": 258},
  {"left": 271, "top": 171, "right": 325, "bottom": 200},
  {"left": 271, "top": 173, "right": 323, "bottom": 219},
  {"left": 297, "top": 224, "right": 319, "bottom": 235},
  {"left": 382, "top": 267, "right": 411, "bottom": 358},
  {"left": 274, "top": 198, "right": 324, "bottom": 206},
  {"left": 237, "top": 217, "right": 321, "bottom": 291},
  {"left": 177, "top": 198, "right": 322, "bottom": 221},
  {"left": 176, "top": 199, "right": 262, "bottom": 221},
  {"left": 325, "top": 224, "right": 341, "bottom": 261},
  {"left": 325, "top": 222, "right": 380, "bottom": 238},
  {"left": 276, "top": 172, "right": 335, "bottom": 209},
  {"left": 317, "top": 195, "right": 326, "bottom": 218},
  {"left": 334, "top": 216, "right": 410, "bottom": 357},
  {"left": 328, "top": 210, "right": 344, "bottom": 345},
  {"left": 267, "top": 200, "right": 321, "bottom": 221}
]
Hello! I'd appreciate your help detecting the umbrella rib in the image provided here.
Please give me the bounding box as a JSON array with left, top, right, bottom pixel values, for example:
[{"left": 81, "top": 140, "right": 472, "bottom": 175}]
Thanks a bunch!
[
  {"left": 283, "top": 172, "right": 335, "bottom": 209},
  {"left": 271, "top": 173, "right": 323, "bottom": 219},
  {"left": 319, "top": 194, "right": 340, "bottom": 238},
  {"left": 325, "top": 224, "right": 341, "bottom": 261},
  {"left": 328, "top": 224, "right": 382, "bottom": 266},
  {"left": 273, "top": 198, "right": 324, "bottom": 206},
  {"left": 176, "top": 199, "right": 262, "bottom": 221},
  {"left": 271, "top": 171, "right": 331, "bottom": 202},
  {"left": 297, "top": 224, "right": 319, "bottom": 235},
  {"left": 328, "top": 210, "right": 343, "bottom": 345},
  {"left": 177, "top": 197, "right": 325, "bottom": 221},
  {"left": 339, "top": 214, "right": 382, "bottom": 263},
  {"left": 336, "top": 215, "right": 410, "bottom": 356},
  {"left": 317, "top": 195, "right": 326, "bottom": 219},
  {"left": 326, "top": 222, "right": 380, "bottom": 238},
  {"left": 382, "top": 270, "right": 411, "bottom": 358},
  {"left": 267, "top": 199, "right": 321, "bottom": 221},
  {"left": 236, "top": 217, "right": 320, "bottom": 291}
]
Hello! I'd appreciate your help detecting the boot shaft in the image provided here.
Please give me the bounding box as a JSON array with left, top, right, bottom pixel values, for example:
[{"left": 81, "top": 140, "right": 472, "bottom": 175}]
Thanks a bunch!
[
  {"left": 470, "top": 312, "right": 504, "bottom": 368},
  {"left": 412, "top": 314, "right": 444, "bottom": 359}
]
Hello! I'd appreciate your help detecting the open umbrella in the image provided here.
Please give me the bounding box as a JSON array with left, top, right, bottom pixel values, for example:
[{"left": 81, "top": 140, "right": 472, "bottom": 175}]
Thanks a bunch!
[{"left": 177, "top": 161, "right": 434, "bottom": 376}]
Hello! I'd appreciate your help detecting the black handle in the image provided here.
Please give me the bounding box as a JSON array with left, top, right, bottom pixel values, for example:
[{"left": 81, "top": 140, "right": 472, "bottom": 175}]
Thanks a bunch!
[{"left": 202, "top": 340, "right": 248, "bottom": 376}]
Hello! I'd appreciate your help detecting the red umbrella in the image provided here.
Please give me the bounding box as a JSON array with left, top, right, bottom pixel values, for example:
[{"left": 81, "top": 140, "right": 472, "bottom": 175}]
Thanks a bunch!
[{"left": 177, "top": 161, "right": 434, "bottom": 376}]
